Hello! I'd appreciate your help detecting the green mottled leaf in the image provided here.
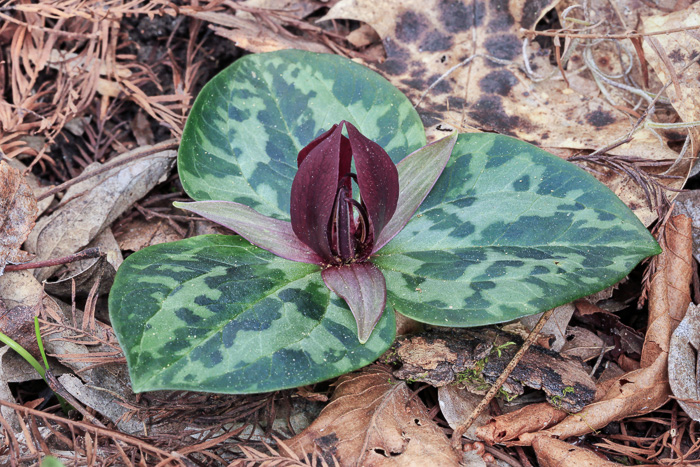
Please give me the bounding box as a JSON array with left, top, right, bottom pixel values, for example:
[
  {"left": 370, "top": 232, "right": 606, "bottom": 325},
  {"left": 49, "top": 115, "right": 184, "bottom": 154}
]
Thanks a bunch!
[
  {"left": 178, "top": 50, "right": 426, "bottom": 219},
  {"left": 109, "top": 235, "right": 395, "bottom": 393},
  {"left": 373, "top": 133, "right": 661, "bottom": 326}
]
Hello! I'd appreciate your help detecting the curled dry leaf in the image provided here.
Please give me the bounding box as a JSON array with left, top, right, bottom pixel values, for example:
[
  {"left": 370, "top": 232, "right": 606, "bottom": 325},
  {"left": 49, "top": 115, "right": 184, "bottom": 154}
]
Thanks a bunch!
[
  {"left": 25, "top": 146, "right": 176, "bottom": 281},
  {"left": 0, "top": 161, "right": 38, "bottom": 274},
  {"left": 475, "top": 403, "right": 567, "bottom": 445},
  {"left": 642, "top": 215, "right": 692, "bottom": 366},
  {"left": 531, "top": 435, "right": 620, "bottom": 467},
  {"left": 285, "top": 366, "right": 460, "bottom": 466},
  {"left": 521, "top": 215, "right": 692, "bottom": 441},
  {"left": 669, "top": 303, "right": 700, "bottom": 421}
]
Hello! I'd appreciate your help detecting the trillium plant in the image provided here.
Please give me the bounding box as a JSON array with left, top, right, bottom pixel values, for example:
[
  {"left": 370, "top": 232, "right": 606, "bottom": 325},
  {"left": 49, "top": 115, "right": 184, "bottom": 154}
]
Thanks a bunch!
[{"left": 109, "top": 50, "right": 661, "bottom": 394}]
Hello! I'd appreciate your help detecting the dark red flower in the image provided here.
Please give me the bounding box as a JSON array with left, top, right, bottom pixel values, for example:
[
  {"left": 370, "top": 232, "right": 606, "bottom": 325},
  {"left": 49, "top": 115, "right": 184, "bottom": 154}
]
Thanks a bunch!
[
  {"left": 290, "top": 121, "right": 399, "bottom": 266},
  {"left": 175, "top": 122, "right": 457, "bottom": 343}
]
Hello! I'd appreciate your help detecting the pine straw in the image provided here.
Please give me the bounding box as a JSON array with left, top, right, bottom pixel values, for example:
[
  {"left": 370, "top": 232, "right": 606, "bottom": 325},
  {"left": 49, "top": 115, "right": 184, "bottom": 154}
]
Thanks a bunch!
[
  {"left": 0, "top": 0, "right": 198, "bottom": 172},
  {"left": 588, "top": 405, "right": 700, "bottom": 464}
]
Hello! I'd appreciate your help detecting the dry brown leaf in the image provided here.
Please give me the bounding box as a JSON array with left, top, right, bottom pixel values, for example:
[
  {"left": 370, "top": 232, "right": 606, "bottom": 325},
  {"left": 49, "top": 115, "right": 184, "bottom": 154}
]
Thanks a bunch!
[
  {"left": 115, "top": 218, "right": 183, "bottom": 252},
  {"left": 0, "top": 301, "right": 39, "bottom": 358},
  {"left": 44, "top": 228, "right": 123, "bottom": 298},
  {"left": 668, "top": 302, "right": 700, "bottom": 421},
  {"left": 475, "top": 403, "right": 567, "bottom": 445},
  {"left": 531, "top": 435, "right": 620, "bottom": 466},
  {"left": 25, "top": 145, "right": 176, "bottom": 281},
  {"left": 437, "top": 385, "right": 491, "bottom": 440},
  {"left": 520, "top": 215, "right": 692, "bottom": 441},
  {"left": 675, "top": 190, "right": 700, "bottom": 258},
  {"left": 0, "top": 161, "right": 37, "bottom": 274},
  {"left": 182, "top": 8, "right": 332, "bottom": 54},
  {"left": 285, "top": 366, "right": 460, "bottom": 466},
  {"left": 642, "top": 214, "right": 692, "bottom": 366},
  {"left": 6, "top": 158, "right": 53, "bottom": 215},
  {"left": 560, "top": 327, "right": 609, "bottom": 362},
  {"left": 519, "top": 303, "right": 575, "bottom": 352}
]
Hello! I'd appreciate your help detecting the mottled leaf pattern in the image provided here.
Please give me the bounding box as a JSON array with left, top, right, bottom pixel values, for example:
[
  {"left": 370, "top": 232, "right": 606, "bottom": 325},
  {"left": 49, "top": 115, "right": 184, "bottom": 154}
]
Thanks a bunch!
[
  {"left": 178, "top": 50, "right": 426, "bottom": 219},
  {"left": 109, "top": 235, "right": 395, "bottom": 393},
  {"left": 373, "top": 133, "right": 661, "bottom": 326}
]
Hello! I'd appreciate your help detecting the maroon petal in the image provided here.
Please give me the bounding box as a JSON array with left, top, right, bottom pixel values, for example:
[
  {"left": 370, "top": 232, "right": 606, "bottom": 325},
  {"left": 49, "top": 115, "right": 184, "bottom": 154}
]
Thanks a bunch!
[
  {"left": 174, "top": 201, "right": 324, "bottom": 265},
  {"left": 297, "top": 124, "right": 352, "bottom": 189},
  {"left": 321, "top": 262, "right": 387, "bottom": 343},
  {"left": 290, "top": 125, "right": 345, "bottom": 262},
  {"left": 345, "top": 122, "right": 399, "bottom": 239}
]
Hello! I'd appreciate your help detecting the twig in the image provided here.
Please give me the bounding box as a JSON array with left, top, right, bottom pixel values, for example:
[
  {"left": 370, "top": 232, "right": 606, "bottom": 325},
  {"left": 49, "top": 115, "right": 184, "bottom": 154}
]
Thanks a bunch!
[
  {"left": 37, "top": 139, "right": 179, "bottom": 201},
  {"left": 451, "top": 308, "right": 555, "bottom": 446},
  {"left": 521, "top": 24, "right": 700, "bottom": 40},
  {"left": 4, "top": 248, "right": 103, "bottom": 272}
]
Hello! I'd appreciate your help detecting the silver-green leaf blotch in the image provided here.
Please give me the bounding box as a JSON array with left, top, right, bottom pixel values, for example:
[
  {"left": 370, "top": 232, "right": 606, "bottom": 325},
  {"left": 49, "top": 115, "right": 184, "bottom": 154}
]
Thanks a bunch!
[
  {"left": 109, "top": 235, "right": 395, "bottom": 393},
  {"left": 373, "top": 133, "right": 661, "bottom": 326}
]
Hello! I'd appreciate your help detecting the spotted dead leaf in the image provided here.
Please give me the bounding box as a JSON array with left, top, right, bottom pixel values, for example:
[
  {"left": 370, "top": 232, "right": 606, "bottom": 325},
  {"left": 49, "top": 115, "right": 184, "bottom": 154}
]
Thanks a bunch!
[
  {"left": 669, "top": 303, "right": 700, "bottom": 421},
  {"left": 320, "top": 0, "right": 689, "bottom": 225},
  {"left": 285, "top": 366, "right": 460, "bottom": 466},
  {"left": 642, "top": 3, "right": 700, "bottom": 172},
  {"left": 0, "top": 161, "right": 37, "bottom": 274}
]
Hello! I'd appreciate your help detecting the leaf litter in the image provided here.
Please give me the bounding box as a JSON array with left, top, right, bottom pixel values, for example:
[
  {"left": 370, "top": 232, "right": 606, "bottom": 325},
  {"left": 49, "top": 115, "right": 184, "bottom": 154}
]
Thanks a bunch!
[{"left": 1, "top": 0, "right": 700, "bottom": 464}]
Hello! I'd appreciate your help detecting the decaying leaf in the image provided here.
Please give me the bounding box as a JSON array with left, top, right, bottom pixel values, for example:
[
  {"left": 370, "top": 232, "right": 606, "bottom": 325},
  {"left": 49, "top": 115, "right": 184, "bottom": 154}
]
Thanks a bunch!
[
  {"left": 669, "top": 303, "right": 700, "bottom": 421},
  {"left": 285, "top": 366, "right": 460, "bottom": 466},
  {"left": 475, "top": 403, "right": 567, "bottom": 445},
  {"left": 532, "top": 435, "right": 620, "bottom": 467},
  {"left": 0, "top": 301, "right": 40, "bottom": 358},
  {"left": 182, "top": 7, "right": 332, "bottom": 54},
  {"left": 560, "top": 327, "right": 610, "bottom": 362},
  {"left": 115, "top": 218, "right": 184, "bottom": 252},
  {"left": 437, "top": 385, "right": 491, "bottom": 440},
  {"left": 44, "top": 228, "right": 123, "bottom": 298},
  {"left": 25, "top": 145, "right": 176, "bottom": 281},
  {"left": 642, "top": 3, "right": 700, "bottom": 172},
  {"left": 58, "top": 374, "right": 144, "bottom": 434},
  {"left": 6, "top": 158, "right": 53, "bottom": 215},
  {"left": 0, "top": 161, "right": 38, "bottom": 274},
  {"left": 391, "top": 329, "right": 596, "bottom": 412},
  {"left": 519, "top": 303, "right": 575, "bottom": 352}
]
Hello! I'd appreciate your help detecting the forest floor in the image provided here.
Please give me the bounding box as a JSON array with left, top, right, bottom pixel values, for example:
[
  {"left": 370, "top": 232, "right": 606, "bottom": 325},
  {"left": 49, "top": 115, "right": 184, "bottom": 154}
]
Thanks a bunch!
[{"left": 1, "top": 0, "right": 700, "bottom": 465}]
